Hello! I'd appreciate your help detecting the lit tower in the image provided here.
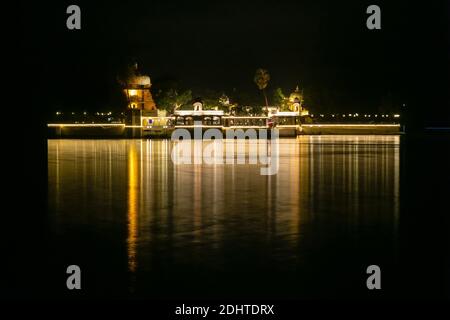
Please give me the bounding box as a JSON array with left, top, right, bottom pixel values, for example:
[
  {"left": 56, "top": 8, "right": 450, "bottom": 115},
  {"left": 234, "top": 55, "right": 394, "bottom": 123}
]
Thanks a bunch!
[
  {"left": 120, "top": 63, "right": 158, "bottom": 137},
  {"left": 122, "top": 63, "right": 157, "bottom": 113},
  {"left": 289, "top": 85, "right": 309, "bottom": 116}
]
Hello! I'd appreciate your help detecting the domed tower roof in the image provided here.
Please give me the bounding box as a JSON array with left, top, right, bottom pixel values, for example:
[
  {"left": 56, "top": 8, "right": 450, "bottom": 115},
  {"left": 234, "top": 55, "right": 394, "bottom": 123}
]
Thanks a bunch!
[
  {"left": 192, "top": 97, "right": 203, "bottom": 104},
  {"left": 127, "top": 75, "right": 151, "bottom": 87},
  {"left": 124, "top": 63, "right": 151, "bottom": 88},
  {"left": 289, "top": 85, "right": 303, "bottom": 102},
  {"left": 192, "top": 97, "right": 203, "bottom": 111}
]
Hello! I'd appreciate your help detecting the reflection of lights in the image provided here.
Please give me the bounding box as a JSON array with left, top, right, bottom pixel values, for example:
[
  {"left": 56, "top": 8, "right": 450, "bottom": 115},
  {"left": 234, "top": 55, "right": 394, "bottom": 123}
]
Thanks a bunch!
[{"left": 127, "top": 143, "right": 138, "bottom": 273}]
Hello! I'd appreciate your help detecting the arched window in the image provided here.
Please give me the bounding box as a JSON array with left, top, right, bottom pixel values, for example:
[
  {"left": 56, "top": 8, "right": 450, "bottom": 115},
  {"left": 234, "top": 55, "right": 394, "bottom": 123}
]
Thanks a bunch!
[
  {"left": 212, "top": 116, "right": 221, "bottom": 125},
  {"left": 203, "top": 117, "right": 212, "bottom": 125}
]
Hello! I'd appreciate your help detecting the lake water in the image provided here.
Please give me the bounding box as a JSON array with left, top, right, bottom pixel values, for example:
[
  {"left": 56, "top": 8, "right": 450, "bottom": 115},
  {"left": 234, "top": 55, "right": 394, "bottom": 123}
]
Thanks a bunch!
[{"left": 48, "top": 136, "right": 404, "bottom": 298}]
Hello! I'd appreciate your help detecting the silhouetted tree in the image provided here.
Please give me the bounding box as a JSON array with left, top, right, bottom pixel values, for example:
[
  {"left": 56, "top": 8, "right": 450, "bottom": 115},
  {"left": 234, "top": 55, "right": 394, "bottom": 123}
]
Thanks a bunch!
[
  {"left": 155, "top": 89, "right": 192, "bottom": 113},
  {"left": 254, "top": 68, "right": 270, "bottom": 107}
]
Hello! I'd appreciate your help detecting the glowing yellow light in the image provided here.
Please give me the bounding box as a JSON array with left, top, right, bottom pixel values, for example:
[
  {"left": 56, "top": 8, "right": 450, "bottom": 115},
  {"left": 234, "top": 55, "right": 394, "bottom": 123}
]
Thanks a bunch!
[
  {"left": 47, "top": 123, "right": 125, "bottom": 127},
  {"left": 129, "top": 89, "right": 138, "bottom": 96},
  {"left": 127, "top": 144, "right": 138, "bottom": 273},
  {"left": 302, "top": 124, "right": 400, "bottom": 127},
  {"left": 394, "top": 114, "right": 400, "bottom": 118}
]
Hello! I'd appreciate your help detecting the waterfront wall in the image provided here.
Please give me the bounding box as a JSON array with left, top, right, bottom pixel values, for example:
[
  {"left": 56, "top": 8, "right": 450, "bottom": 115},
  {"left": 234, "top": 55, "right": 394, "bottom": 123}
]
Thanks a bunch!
[
  {"left": 301, "top": 124, "right": 401, "bottom": 135},
  {"left": 48, "top": 125, "right": 126, "bottom": 138},
  {"left": 48, "top": 123, "right": 401, "bottom": 138}
]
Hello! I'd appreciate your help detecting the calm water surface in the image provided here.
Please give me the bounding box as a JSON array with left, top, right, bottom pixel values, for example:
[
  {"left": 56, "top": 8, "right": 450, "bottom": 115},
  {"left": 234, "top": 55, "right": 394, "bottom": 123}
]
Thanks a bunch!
[{"left": 47, "top": 136, "right": 400, "bottom": 298}]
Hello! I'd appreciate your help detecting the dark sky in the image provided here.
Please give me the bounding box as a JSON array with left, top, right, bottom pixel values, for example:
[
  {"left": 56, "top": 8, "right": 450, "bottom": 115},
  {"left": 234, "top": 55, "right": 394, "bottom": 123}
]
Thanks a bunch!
[{"left": 21, "top": 0, "right": 449, "bottom": 124}]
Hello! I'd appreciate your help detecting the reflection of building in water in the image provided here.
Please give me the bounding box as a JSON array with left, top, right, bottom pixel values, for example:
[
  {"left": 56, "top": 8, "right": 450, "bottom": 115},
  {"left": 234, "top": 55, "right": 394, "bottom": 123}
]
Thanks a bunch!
[
  {"left": 270, "top": 139, "right": 310, "bottom": 238},
  {"left": 127, "top": 142, "right": 138, "bottom": 273},
  {"left": 305, "top": 135, "right": 400, "bottom": 230}
]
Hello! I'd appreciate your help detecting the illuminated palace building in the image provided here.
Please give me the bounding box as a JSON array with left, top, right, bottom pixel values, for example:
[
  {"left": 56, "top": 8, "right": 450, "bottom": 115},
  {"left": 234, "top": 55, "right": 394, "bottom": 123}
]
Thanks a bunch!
[
  {"left": 47, "top": 65, "right": 401, "bottom": 137},
  {"left": 121, "top": 66, "right": 316, "bottom": 137}
]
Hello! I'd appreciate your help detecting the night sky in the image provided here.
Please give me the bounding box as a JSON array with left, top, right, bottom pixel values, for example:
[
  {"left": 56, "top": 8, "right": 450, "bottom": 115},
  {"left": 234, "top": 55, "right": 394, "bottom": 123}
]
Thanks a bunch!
[{"left": 21, "top": 0, "right": 449, "bottom": 125}]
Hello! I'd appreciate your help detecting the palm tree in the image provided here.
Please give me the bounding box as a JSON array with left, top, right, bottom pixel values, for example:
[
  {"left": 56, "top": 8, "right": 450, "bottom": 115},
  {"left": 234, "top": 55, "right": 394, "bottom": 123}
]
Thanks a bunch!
[{"left": 254, "top": 68, "right": 270, "bottom": 108}]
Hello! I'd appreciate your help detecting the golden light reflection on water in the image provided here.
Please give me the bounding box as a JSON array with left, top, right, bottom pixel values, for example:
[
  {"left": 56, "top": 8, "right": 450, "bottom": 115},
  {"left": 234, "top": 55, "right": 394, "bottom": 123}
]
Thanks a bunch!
[
  {"left": 48, "top": 136, "right": 400, "bottom": 281},
  {"left": 127, "top": 141, "right": 138, "bottom": 273}
]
